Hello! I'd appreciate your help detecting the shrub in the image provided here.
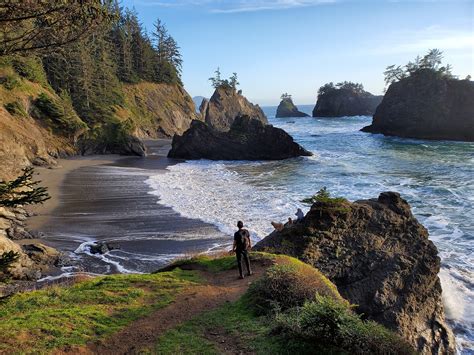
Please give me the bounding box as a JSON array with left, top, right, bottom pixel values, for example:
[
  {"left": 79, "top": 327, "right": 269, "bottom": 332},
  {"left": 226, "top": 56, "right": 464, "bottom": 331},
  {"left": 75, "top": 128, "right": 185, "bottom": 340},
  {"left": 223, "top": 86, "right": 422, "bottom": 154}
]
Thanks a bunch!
[
  {"left": 0, "top": 251, "right": 20, "bottom": 282},
  {"left": 12, "top": 57, "right": 48, "bottom": 86},
  {"left": 275, "top": 295, "right": 414, "bottom": 355},
  {"left": 0, "top": 75, "right": 20, "bottom": 90},
  {"left": 248, "top": 261, "right": 343, "bottom": 314},
  {"left": 301, "top": 187, "right": 347, "bottom": 205},
  {"left": 4, "top": 101, "right": 27, "bottom": 117}
]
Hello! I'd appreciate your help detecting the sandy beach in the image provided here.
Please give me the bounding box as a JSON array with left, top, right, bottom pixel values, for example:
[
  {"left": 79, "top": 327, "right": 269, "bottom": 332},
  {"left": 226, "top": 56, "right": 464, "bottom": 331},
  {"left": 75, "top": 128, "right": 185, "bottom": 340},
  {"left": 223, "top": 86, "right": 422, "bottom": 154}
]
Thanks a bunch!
[{"left": 24, "top": 140, "right": 228, "bottom": 275}]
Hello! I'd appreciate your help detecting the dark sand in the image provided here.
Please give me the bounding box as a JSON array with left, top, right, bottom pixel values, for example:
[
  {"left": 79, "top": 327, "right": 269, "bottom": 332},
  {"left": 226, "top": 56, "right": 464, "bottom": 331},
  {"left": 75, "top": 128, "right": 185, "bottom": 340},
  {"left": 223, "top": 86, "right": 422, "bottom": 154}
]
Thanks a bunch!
[{"left": 26, "top": 140, "right": 228, "bottom": 275}]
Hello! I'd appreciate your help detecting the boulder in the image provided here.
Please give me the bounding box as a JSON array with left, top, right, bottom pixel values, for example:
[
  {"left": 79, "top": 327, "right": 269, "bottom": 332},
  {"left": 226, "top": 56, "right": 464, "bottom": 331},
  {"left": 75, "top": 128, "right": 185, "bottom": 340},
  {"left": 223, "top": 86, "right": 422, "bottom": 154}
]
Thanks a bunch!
[
  {"left": 313, "top": 88, "right": 382, "bottom": 117},
  {"left": 255, "top": 192, "right": 455, "bottom": 354},
  {"left": 276, "top": 98, "right": 309, "bottom": 118},
  {"left": 168, "top": 115, "right": 312, "bottom": 161},
  {"left": 202, "top": 86, "right": 267, "bottom": 131},
  {"left": 361, "top": 70, "right": 474, "bottom": 141},
  {"left": 88, "top": 242, "right": 119, "bottom": 255}
]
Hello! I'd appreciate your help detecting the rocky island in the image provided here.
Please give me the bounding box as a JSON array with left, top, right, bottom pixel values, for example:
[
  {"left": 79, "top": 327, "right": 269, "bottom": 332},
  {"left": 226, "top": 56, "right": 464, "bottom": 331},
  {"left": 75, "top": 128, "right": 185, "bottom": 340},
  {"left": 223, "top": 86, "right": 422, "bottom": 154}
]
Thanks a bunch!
[
  {"left": 276, "top": 93, "right": 309, "bottom": 118},
  {"left": 200, "top": 82, "right": 267, "bottom": 131},
  {"left": 255, "top": 190, "right": 455, "bottom": 354},
  {"left": 168, "top": 115, "right": 312, "bottom": 160},
  {"left": 362, "top": 52, "right": 474, "bottom": 141},
  {"left": 312, "top": 81, "right": 382, "bottom": 117}
]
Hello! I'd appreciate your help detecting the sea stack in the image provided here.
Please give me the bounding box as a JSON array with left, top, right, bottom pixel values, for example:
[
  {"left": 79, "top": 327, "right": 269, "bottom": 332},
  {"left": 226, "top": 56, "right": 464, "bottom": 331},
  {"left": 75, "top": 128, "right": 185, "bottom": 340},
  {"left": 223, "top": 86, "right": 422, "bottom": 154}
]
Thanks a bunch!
[
  {"left": 276, "top": 94, "right": 309, "bottom": 118},
  {"left": 168, "top": 115, "right": 312, "bottom": 160},
  {"left": 255, "top": 191, "right": 455, "bottom": 354},
  {"left": 362, "top": 69, "right": 474, "bottom": 141},
  {"left": 313, "top": 81, "right": 382, "bottom": 117},
  {"left": 200, "top": 86, "right": 267, "bottom": 131}
]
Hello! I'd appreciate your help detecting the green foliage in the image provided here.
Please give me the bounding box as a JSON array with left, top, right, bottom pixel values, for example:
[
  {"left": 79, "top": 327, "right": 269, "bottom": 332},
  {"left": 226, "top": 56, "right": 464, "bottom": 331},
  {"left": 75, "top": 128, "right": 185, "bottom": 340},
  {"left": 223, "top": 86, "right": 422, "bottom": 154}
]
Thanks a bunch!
[
  {"left": 32, "top": 93, "right": 87, "bottom": 135},
  {"left": 0, "top": 74, "right": 20, "bottom": 90},
  {"left": 0, "top": 167, "right": 50, "bottom": 208},
  {"left": 318, "top": 81, "right": 365, "bottom": 97},
  {"left": 301, "top": 187, "right": 348, "bottom": 205},
  {"left": 384, "top": 49, "right": 455, "bottom": 88},
  {"left": 0, "top": 269, "right": 199, "bottom": 353},
  {"left": 11, "top": 57, "right": 48, "bottom": 86},
  {"left": 209, "top": 67, "right": 240, "bottom": 89},
  {"left": 248, "top": 261, "right": 343, "bottom": 314},
  {"left": 275, "top": 295, "right": 414, "bottom": 355},
  {"left": 281, "top": 92, "right": 292, "bottom": 100},
  {"left": 0, "top": 251, "right": 20, "bottom": 281},
  {"left": 4, "top": 101, "right": 27, "bottom": 117}
]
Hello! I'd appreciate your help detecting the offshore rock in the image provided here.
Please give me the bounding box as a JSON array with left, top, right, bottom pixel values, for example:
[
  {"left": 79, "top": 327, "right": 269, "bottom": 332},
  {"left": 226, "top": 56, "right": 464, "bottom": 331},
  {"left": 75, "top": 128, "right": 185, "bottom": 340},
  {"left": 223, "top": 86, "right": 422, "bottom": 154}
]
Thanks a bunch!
[
  {"left": 313, "top": 88, "right": 382, "bottom": 117},
  {"left": 361, "top": 70, "right": 474, "bottom": 141},
  {"left": 255, "top": 191, "right": 455, "bottom": 354},
  {"left": 168, "top": 115, "right": 312, "bottom": 160},
  {"left": 276, "top": 97, "right": 309, "bottom": 118},
  {"left": 201, "top": 86, "right": 267, "bottom": 131}
]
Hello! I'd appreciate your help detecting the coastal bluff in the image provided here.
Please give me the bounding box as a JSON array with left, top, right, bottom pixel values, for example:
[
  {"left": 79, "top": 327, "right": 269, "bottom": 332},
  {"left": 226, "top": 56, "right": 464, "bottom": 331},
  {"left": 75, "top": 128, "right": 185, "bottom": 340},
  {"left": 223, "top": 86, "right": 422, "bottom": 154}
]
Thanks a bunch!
[
  {"left": 313, "top": 82, "right": 382, "bottom": 117},
  {"left": 168, "top": 115, "right": 312, "bottom": 160},
  {"left": 276, "top": 97, "right": 309, "bottom": 118},
  {"left": 362, "top": 70, "right": 474, "bottom": 141},
  {"left": 200, "top": 86, "right": 267, "bottom": 131},
  {"left": 255, "top": 191, "right": 455, "bottom": 354}
]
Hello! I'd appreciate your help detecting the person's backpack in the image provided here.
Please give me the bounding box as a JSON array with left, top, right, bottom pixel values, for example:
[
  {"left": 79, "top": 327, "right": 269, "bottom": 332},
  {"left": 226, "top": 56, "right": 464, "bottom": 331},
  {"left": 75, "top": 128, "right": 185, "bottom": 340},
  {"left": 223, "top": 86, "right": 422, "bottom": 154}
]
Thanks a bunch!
[{"left": 237, "top": 229, "right": 250, "bottom": 250}]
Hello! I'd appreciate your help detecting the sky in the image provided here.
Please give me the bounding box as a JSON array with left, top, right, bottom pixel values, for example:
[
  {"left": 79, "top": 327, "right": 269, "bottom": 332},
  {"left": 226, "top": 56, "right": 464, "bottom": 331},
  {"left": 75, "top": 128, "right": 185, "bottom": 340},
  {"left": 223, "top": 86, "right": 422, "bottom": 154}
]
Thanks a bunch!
[{"left": 121, "top": 0, "right": 474, "bottom": 106}]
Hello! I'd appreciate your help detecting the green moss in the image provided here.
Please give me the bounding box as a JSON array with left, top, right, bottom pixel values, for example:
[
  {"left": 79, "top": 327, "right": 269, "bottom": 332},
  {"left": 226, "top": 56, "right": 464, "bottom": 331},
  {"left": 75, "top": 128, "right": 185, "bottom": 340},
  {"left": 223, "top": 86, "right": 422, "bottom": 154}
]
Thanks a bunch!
[{"left": 0, "top": 269, "right": 200, "bottom": 353}]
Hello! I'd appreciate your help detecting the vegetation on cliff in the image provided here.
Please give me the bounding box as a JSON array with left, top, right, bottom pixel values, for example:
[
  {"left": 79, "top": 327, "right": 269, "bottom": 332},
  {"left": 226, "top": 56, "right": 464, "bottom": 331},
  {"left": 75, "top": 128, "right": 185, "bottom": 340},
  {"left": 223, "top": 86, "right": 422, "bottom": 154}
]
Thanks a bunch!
[{"left": 0, "top": 252, "right": 412, "bottom": 353}]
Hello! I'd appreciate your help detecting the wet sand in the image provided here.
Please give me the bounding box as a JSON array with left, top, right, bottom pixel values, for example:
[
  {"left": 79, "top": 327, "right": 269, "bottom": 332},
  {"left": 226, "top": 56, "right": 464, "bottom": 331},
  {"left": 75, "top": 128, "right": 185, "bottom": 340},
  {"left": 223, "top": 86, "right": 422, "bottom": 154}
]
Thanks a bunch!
[{"left": 26, "top": 140, "right": 228, "bottom": 275}]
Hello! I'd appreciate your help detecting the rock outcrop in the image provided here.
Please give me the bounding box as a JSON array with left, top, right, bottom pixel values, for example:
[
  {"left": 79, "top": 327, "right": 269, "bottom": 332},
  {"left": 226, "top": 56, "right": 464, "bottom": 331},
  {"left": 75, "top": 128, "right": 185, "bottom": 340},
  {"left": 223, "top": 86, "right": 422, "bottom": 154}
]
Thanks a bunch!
[
  {"left": 200, "top": 86, "right": 267, "bottom": 131},
  {"left": 255, "top": 192, "right": 455, "bottom": 354},
  {"left": 276, "top": 98, "right": 309, "bottom": 118},
  {"left": 313, "top": 87, "right": 382, "bottom": 117},
  {"left": 361, "top": 70, "right": 474, "bottom": 141},
  {"left": 168, "top": 115, "right": 312, "bottom": 160}
]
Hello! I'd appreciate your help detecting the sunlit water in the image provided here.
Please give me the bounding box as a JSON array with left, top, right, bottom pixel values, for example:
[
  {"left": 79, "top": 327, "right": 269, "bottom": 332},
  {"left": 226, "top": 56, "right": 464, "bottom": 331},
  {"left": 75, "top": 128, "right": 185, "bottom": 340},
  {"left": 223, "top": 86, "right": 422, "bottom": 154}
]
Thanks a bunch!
[{"left": 146, "top": 105, "right": 474, "bottom": 352}]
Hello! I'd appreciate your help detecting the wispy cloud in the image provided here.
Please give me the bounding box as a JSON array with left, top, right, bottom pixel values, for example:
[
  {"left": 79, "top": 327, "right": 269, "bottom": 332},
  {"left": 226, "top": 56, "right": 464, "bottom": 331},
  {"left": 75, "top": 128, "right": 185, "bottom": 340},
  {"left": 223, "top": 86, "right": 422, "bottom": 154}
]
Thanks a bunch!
[
  {"left": 135, "top": 0, "right": 337, "bottom": 12},
  {"left": 370, "top": 26, "right": 474, "bottom": 55}
]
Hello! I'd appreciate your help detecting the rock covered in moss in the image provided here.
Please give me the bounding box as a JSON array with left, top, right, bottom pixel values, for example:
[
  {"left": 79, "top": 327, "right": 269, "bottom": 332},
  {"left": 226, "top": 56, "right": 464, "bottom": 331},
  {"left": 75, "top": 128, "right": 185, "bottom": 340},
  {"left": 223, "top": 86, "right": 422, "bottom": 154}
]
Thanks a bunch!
[
  {"left": 276, "top": 98, "right": 309, "bottom": 118},
  {"left": 255, "top": 191, "right": 455, "bottom": 354},
  {"left": 168, "top": 115, "right": 312, "bottom": 160}
]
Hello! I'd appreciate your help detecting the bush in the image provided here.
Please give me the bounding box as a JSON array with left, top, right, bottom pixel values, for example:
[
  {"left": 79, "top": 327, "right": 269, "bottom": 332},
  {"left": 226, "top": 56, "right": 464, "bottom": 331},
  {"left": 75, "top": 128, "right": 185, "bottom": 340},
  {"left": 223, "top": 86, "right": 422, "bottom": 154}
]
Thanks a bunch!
[
  {"left": 301, "top": 187, "right": 347, "bottom": 205},
  {"left": 248, "top": 261, "right": 343, "bottom": 314},
  {"left": 4, "top": 101, "right": 27, "bottom": 117},
  {"left": 0, "top": 251, "right": 20, "bottom": 282},
  {"left": 275, "top": 295, "right": 414, "bottom": 355},
  {"left": 12, "top": 57, "right": 48, "bottom": 86},
  {"left": 32, "top": 92, "right": 87, "bottom": 135},
  {"left": 0, "top": 75, "right": 20, "bottom": 90}
]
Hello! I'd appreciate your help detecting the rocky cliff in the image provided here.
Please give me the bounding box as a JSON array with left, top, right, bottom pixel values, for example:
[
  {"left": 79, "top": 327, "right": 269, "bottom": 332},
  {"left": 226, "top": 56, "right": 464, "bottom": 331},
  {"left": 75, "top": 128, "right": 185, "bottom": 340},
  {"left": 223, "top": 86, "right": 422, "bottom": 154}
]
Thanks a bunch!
[
  {"left": 313, "top": 88, "right": 382, "bottom": 117},
  {"left": 276, "top": 98, "right": 309, "bottom": 118},
  {"left": 361, "top": 70, "right": 474, "bottom": 141},
  {"left": 168, "top": 115, "right": 312, "bottom": 160},
  {"left": 255, "top": 192, "right": 455, "bottom": 354},
  {"left": 200, "top": 86, "right": 267, "bottom": 131}
]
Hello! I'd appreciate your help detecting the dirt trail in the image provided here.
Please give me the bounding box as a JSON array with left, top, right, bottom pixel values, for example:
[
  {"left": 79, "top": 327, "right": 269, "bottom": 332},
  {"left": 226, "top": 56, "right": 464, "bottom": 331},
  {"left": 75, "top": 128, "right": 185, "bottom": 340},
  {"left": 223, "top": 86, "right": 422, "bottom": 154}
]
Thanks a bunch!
[{"left": 63, "top": 260, "right": 269, "bottom": 355}]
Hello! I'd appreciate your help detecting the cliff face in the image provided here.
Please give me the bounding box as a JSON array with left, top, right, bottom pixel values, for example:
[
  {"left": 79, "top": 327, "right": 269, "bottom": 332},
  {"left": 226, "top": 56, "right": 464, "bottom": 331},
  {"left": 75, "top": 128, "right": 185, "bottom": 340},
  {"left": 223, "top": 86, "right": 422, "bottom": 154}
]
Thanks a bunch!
[
  {"left": 276, "top": 98, "right": 309, "bottom": 118},
  {"left": 313, "top": 89, "right": 382, "bottom": 117},
  {"left": 201, "top": 86, "right": 267, "bottom": 131},
  {"left": 118, "top": 82, "right": 200, "bottom": 139},
  {"left": 255, "top": 192, "right": 455, "bottom": 354},
  {"left": 362, "top": 70, "right": 474, "bottom": 141},
  {"left": 168, "top": 115, "right": 312, "bottom": 160}
]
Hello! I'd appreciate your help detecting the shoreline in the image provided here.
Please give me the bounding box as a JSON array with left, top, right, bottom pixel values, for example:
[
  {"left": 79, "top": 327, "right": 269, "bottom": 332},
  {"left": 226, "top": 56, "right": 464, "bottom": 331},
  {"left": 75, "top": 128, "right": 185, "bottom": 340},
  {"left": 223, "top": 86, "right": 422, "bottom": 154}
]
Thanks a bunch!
[{"left": 24, "top": 139, "right": 229, "bottom": 275}]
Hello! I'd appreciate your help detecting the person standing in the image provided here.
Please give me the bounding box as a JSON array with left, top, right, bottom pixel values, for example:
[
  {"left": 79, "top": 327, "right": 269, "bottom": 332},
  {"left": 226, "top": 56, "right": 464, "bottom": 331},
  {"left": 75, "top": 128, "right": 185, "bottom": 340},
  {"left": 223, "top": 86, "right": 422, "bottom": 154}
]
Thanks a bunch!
[{"left": 232, "top": 220, "right": 252, "bottom": 279}]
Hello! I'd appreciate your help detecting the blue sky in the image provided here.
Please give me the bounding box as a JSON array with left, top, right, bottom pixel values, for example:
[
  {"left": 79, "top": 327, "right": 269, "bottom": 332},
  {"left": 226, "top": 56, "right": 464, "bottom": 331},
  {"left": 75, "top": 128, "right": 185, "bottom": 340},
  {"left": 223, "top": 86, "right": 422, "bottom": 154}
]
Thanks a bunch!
[{"left": 121, "top": 0, "right": 474, "bottom": 105}]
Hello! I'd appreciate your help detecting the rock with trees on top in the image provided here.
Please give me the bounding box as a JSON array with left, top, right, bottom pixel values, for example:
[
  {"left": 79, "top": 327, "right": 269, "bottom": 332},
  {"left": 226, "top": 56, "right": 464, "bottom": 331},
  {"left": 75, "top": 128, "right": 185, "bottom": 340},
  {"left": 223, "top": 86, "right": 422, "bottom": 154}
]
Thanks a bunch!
[
  {"left": 276, "top": 93, "right": 309, "bottom": 118},
  {"left": 362, "top": 49, "right": 474, "bottom": 142}
]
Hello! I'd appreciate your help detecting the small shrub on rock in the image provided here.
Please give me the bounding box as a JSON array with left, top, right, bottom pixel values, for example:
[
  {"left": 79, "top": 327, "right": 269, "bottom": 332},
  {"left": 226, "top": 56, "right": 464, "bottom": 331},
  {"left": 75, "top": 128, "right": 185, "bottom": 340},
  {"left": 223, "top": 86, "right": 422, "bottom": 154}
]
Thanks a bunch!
[
  {"left": 248, "top": 260, "right": 343, "bottom": 314},
  {"left": 275, "top": 295, "right": 414, "bottom": 355}
]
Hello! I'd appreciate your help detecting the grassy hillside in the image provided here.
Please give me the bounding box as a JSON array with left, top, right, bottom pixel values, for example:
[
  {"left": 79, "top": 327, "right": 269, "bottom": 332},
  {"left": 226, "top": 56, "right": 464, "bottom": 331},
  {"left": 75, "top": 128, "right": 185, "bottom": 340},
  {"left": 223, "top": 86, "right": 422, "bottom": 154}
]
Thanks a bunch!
[{"left": 0, "top": 253, "right": 413, "bottom": 354}]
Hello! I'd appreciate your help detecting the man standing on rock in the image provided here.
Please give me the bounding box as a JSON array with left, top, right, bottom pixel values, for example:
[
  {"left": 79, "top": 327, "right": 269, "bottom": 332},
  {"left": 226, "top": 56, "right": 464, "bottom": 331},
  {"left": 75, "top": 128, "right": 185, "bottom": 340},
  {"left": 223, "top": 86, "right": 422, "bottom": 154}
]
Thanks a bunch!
[{"left": 232, "top": 221, "right": 252, "bottom": 279}]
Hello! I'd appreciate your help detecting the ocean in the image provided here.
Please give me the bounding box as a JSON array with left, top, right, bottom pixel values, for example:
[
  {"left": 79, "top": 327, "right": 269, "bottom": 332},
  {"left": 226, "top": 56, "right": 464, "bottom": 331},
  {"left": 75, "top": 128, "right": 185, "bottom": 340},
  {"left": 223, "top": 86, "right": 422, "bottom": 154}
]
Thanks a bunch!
[{"left": 146, "top": 105, "right": 473, "bottom": 353}]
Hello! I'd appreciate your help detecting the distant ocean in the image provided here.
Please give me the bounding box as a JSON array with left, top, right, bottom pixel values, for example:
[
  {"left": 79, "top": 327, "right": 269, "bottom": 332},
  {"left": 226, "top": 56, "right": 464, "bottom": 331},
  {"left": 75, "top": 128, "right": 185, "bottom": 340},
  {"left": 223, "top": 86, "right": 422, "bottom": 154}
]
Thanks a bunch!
[{"left": 146, "top": 104, "right": 474, "bottom": 353}]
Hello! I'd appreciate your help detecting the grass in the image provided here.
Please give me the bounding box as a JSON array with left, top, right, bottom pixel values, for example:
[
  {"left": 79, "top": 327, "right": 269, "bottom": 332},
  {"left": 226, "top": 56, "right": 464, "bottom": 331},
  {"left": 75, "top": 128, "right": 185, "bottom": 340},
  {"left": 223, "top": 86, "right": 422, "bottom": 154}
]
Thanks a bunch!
[{"left": 0, "top": 268, "right": 200, "bottom": 353}]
